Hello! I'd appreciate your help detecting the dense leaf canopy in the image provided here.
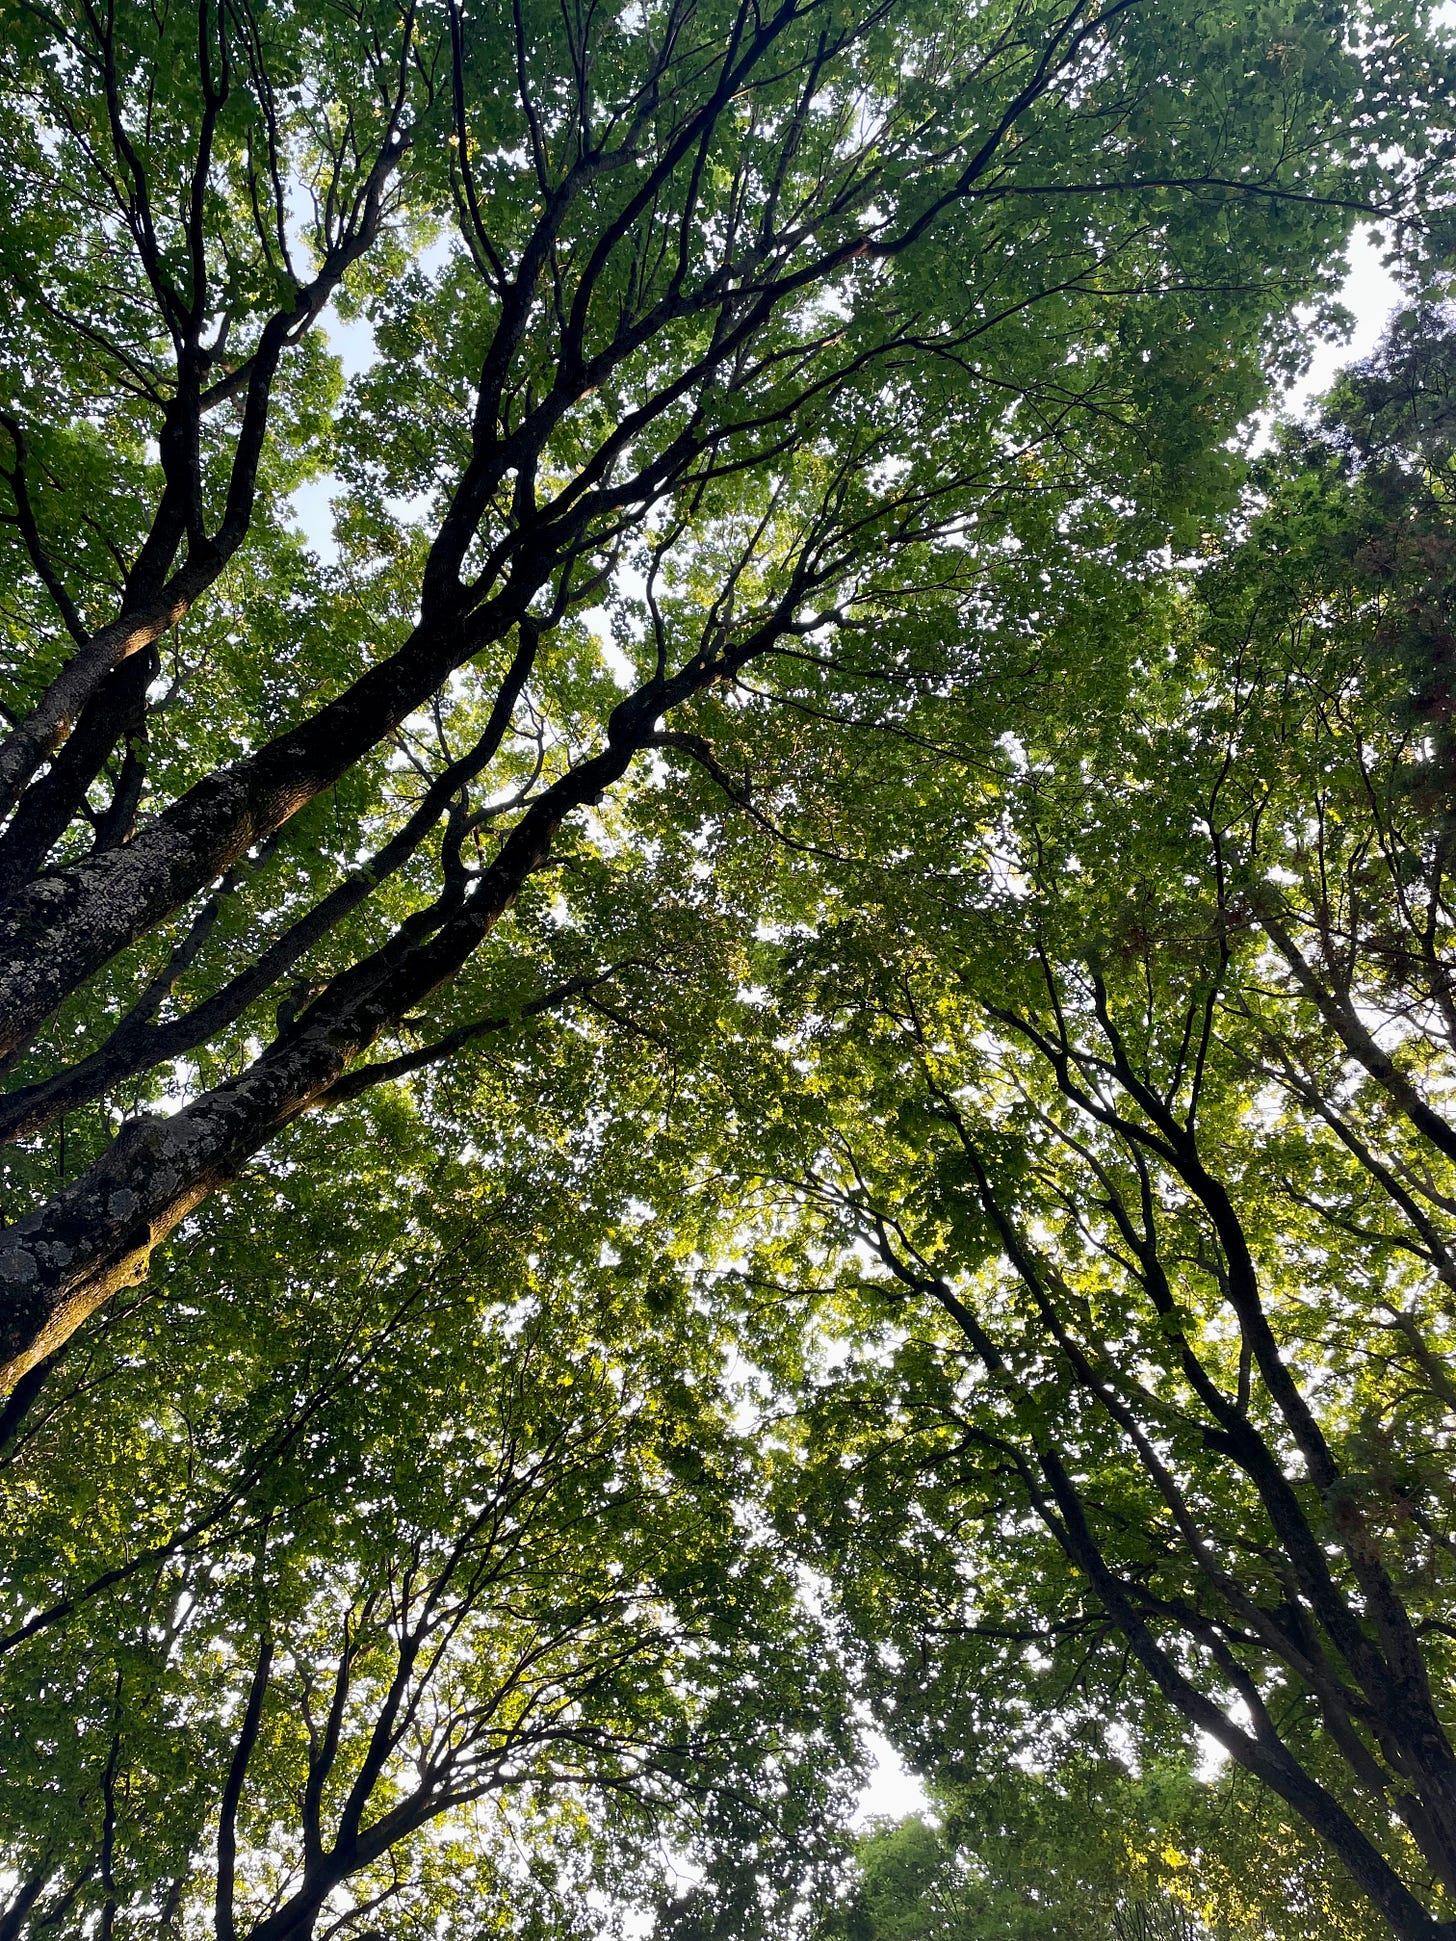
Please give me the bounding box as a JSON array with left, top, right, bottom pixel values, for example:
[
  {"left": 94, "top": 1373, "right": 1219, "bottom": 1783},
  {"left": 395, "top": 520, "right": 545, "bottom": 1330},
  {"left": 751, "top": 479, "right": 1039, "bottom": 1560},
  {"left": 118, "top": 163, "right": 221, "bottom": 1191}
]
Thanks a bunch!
[{"left": 2, "top": 0, "right": 1456, "bottom": 1935}]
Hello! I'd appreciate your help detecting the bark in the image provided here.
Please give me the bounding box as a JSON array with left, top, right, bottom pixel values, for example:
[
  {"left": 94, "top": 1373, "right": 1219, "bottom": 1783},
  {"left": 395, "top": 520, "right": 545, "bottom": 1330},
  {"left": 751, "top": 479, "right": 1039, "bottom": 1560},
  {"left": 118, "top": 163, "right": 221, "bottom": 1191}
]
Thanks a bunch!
[
  {"left": 0, "top": 603, "right": 482, "bottom": 1060},
  {"left": 0, "top": 615, "right": 775, "bottom": 1388},
  {"left": 0, "top": 1874, "right": 46, "bottom": 1941},
  {"left": 0, "top": 0, "right": 1138, "bottom": 1067},
  {"left": 890, "top": 1252, "right": 1456, "bottom": 1941},
  {"left": 216, "top": 1632, "right": 275, "bottom": 1941},
  {"left": 853, "top": 958, "right": 1456, "bottom": 1936},
  {"left": 0, "top": 627, "right": 537, "bottom": 1146},
  {"left": 0, "top": 34, "right": 413, "bottom": 817},
  {"left": 0, "top": 650, "right": 157, "bottom": 900}
]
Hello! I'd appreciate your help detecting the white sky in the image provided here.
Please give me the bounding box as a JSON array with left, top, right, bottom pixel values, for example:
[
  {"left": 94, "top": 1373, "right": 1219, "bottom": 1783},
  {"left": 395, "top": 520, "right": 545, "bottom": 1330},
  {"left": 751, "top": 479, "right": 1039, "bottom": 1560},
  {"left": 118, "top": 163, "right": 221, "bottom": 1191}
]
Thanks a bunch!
[
  {"left": 854, "top": 1728, "right": 933, "bottom": 1825},
  {"left": 1276, "top": 222, "right": 1406, "bottom": 419}
]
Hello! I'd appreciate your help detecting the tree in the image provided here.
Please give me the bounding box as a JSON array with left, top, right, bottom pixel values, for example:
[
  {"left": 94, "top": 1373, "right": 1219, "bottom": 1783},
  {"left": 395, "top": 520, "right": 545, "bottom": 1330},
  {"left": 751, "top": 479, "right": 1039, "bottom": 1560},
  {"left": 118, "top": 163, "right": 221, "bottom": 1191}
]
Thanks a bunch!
[
  {"left": 0, "top": 0, "right": 1436, "bottom": 1393},
  {"left": 825, "top": 1761, "right": 1222, "bottom": 1941},
  {"left": 730, "top": 310, "right": 1456, "bottom": 1939},
  {"left": 0, "top": 1079, "right": 858, "bottom": 1939},
  {"left": 824, "top": 1761, "right": 1275, "bottom": 1941}
]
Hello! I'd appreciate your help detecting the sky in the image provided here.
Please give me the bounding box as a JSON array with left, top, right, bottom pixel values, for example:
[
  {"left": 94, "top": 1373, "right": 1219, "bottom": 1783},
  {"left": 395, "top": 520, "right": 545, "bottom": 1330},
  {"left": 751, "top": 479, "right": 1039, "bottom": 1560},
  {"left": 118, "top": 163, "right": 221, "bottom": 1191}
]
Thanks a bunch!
[
  {"left": 855, "top": 1729, "right": 933, "bottom": 1826},
  {"left": 1277, "top": 223, "right": 1407, "bottom": 418}
]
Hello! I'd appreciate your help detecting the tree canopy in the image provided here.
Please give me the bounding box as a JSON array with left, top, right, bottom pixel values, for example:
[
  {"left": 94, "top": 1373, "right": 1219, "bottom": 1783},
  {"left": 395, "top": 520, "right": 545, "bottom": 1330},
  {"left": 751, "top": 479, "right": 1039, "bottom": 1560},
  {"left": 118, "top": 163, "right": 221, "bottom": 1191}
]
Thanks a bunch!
[
  {"left": 738, "top": 310, "right": 1456, "bottom": 1941},
  {"left": 0, "top": 0, "right": 1437, "bottom": 1384},
  {"left": 2, "top": 0, "right": 1456, "bottom": 1935}
]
